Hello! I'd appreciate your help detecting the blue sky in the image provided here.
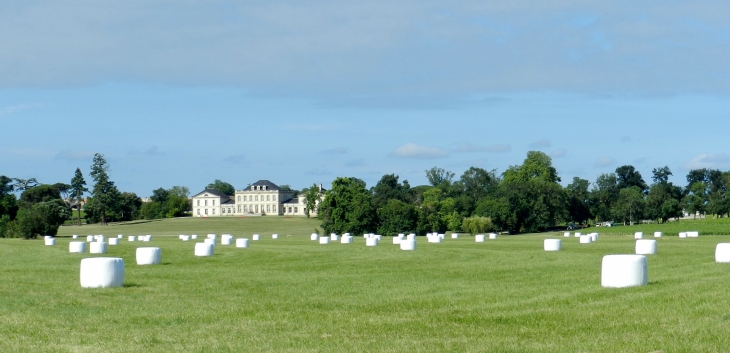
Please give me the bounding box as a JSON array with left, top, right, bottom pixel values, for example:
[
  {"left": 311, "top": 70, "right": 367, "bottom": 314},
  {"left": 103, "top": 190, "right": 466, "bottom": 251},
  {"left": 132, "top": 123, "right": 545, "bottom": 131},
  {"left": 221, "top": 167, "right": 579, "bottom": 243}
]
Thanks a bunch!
[{"left": 2, "top": 1, "right": 730, "bottom": 196}]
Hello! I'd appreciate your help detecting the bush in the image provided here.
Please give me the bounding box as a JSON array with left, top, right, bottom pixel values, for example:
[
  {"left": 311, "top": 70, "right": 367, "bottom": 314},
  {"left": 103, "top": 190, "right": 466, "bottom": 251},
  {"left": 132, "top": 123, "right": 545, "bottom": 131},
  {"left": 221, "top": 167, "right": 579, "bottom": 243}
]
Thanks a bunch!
[
  {"left": 461, "top": 216, "right": 494, "bottom": 235},
  {"left": 16, "top": 200, "right": 70, "bottom": 239}
]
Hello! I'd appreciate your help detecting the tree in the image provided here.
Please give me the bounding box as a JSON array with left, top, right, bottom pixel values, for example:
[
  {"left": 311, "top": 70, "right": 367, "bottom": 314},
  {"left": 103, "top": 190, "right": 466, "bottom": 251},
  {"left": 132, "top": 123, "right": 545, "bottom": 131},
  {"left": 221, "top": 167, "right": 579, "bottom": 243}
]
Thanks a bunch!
[
  {"left": 20, "top": 184, "right": 62, "bottom": 205},
  {"left": 376, "top": 199, "right": 417, "bottom": 236},
  {"left": 169, "top": 186, "right": 190, "bottom": 198},
  {"left": 456, "top": 167, "right": 499, "bottom": 201},
  {"left": 303, "top": 183, "right": 322, "bottom": 218},
  {"left": 566, "top": 177, "right": 592, "bottom": 224},
  {"left": 683, "top": 182, "right": 707, "bottom": 219},
  {"left": 588, "top": 173, "right": 619, "bottom": 222},
  {"left": 150, "top": 187, "right": 170, "bottom": 203},
  {"left": 425, "top": 167, "right": 455, "bottom": 188},
  {"left": 0, "top": 176, "right": 18, "bottom": 222},
  {"left": 645, "top": 167, "right": 683, "bottom": 223},
  {"left": 651, "top": 166, "right": 672, "bottom": 184},
  {"left": 318, "top": 177, "right": 376, "bottom": 235},
  {"left": 371, "top": 174, "right": 412, "bottom": 208},
  {"left": 207, "top": 180, "right": 235, "bottom": 196},
  {"left": 15, "top": 199, "right": 70, "bottom": 238},
  {"left": 70, "top": 168, "right": 88, "bottom": 226},
  {"left": 502, "top": 151, "right": 561, "bottom": 184},
  {"left": 89, "top": 153, "right": 118, "bottom": 225},
  {"left": 12, "top": 178, "right": 38, "bottom": 191},
  {"left": 615, "top": 165, "right": 648, "bottom": 193},
  {"left": 461, "top": 216, "right": 494, "bottom": 235},
  {"left": 612, "top": 186, "right": 645, "bottom": 225}
]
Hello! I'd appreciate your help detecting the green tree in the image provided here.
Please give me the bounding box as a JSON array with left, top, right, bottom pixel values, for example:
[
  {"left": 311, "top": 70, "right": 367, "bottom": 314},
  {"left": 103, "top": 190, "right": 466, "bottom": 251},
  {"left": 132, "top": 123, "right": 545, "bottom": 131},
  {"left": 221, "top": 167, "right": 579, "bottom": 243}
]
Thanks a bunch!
[
  {"left": 645, "top": 166, "right": 683, "bottom": 222},
  {"left": 371, "top": 174, "right": 412, "bottom": 208},
  {"left": 19, "top": 184, "right": 61, "bottom": 205},
  {"left": 169, "top": 186, "right": 190, "bottom": 198},
  {"left": 89, "top": 153, "right": 118, "bottom": 225},
  {"left": 425, "top": 167, "right": 455, "bottom": 189},
  {"left": 0, "top": 176, "right": 18, "bottom": 222},
  {"left": 456, "top": 167, "right": 499, "bottom": 201},
  {"left": 588, "top": 173, "right": 619, "bottom": 222},
  {"left": 615, "top": 165, "right": 648, "bottom": 193},
  {"left": 683, "top": 182, "right": 707, "bottom": 219},
  {"left": 15, "top": 200, "right": 70, "bottom": 238},
  {"left": 566, "top": 177, "right": 592, "bottom": 224},
  {"left": 461, "top": 216, "right": 494, "bottom": 235},
  {"left": 303, "top": 183, "right": 322, "bottom": 218},
  {"left": 206, "top": 180, "right": 235, "bottom": 196},
  {"left": 502, "top": 151, "right": 561, "bottom": 184},
  {"left": 318, "top": 177, "right": 376, "bottom": 235},
  {"left": 70, "top": 168, "right": 88, "bottom": 226},
  {"left": 612, "top": 186, "right": 645, "bottom": 225},
  {"left": 376, "top": 199, "right": 417, "bottom": 236}
]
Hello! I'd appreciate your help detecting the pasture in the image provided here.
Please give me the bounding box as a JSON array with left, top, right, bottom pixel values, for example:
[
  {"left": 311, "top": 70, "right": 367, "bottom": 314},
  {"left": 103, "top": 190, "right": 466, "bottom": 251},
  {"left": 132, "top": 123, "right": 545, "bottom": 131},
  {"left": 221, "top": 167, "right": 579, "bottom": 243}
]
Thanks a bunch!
[{"left": 2, "top": 217, "right": 730, "bottom": 352}]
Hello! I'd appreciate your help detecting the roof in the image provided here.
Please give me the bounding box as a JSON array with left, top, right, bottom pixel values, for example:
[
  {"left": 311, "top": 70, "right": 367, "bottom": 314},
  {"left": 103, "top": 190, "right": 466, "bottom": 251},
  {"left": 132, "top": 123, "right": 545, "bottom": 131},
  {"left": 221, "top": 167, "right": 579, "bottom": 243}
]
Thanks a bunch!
[
  {"left": 241, "top": 180, "right": 282, "bottom": 191},
  {"left": 191, "top": 188, "right": 230, "bottom": 198}
]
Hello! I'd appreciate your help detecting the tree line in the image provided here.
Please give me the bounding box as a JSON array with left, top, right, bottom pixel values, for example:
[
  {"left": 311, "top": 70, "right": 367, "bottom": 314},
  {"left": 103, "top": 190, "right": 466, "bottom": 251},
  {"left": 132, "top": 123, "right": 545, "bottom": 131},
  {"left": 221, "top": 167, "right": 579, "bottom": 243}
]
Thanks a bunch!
[{"left": 317, "top": 151, "right": 730, "bottom": 236}]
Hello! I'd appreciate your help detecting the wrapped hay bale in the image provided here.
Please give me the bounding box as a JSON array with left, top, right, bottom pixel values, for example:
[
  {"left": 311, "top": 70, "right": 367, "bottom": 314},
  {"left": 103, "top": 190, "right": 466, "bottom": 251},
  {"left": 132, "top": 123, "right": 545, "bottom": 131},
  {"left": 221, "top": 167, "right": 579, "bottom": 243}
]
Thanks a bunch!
[
  {"left": 319, "top": 237, "right": 330, "bottom": 244},
  {"left": 86, "top": 235, "right": 94, "bottom": 242},
  {"left": 80, "top": 257, "right": 125, "bottom": 288},
  {"left": 715, "top": 243, "right": 730, "bottom": 263},
  {"left": 272, "top": 234, "right": 279, "bottom": 239},
  {"left": 204, "top": 238, "right": 216, "bottom": 246},
  {"left": 428, "top": 235, "right": 442, "bottom": 243},
  {"left": 579, "top": 235, "right": 592, "bottom": 244},
  {"left": 678, "top": 232, "right": 687, "bottom": 238},
  {"left": 393, "top": 236, "right": 402, "bottom": 245},
  {"left": 589, "top": 233, "right": 598, "bottom": 242},
  {"left": 475, "top": 234, "right": 485, "bottom": 242},
  {"left": 69, "top": 242, "right": 86, "bottom": 253},
  {"left": 654, "top": 232, "right": 662, "bottom": 238},
  {"left": 544, "top": 239, "right": 561, "bottom": 251},
  {"left": 311, "top": 233, "right": 319, "bottom": 241},
  {"left": 635, "top": 239, "right": 657, "bottom": 255},
  {"left": 195, "top": 243, "right": 214, "bottom": 256},
  {"left": 330, "top": 234, "right": 338, "bottom": 241},
  {"left": 118, "top": 235, "right": 123, "bottom": 238},
  {"left": 191, "top": 234, "right": 198, "bottom": 239},
  {"left": 688, "top": 231, "right": 700, "bottom": 238},
  {"left": 451, "top": 233, "right": 459, "bottom": 239},
  {"left": 236, "top": 238, "right": 249, "bottom": 248},
  {"left": 90, "top": 242, "right": 108, "bottom": 254},
  {"left": 181, "top": 235, "right": 190, "bottom": 241},
  {"left": 72, "top": 235, "right": 78, "bottom": 239},
  {"left": 128, "top": 236, "right": 136, "bottom": 242},
  {"left": 634, "top": 232, "right": 643, "bottom": 239},
  {"left": 400, "top": 239, "right": 416, "bottom": 251},
  {"left": 253, "top": 234, "right": 260, "bottom": 241},
  {"left": 601, "top": 255, "right": 648, "bottom": 288},
  {"left": 574, "top": 232, "right": 581, "bottom": 238},
  {"left": 366, "top": 238, "right": 378, "bottom": 247},
  {"left": 45, "top": 237, "right": 55, "bottom": 246},
  {"left": 109, "top": 238, "right": 119, "bottom": 245},
  {"left": 341, "top": 235, "right": 353, "bottom": 244},
  {"left": 489, "top": 233, "right": 497, "bottom": 240},
  {"left": 221, "top": 236, "right": 232, "bottom": 245},
  {"left": 136, "top": 247, "right": 161, "bottom": 265},
  {"left": 563, "top": 232, "right": 570, "bottom": 237},
  {"left": 406, "top": 234, "right": 415, "bottom": 241},
  {"left": 207, "top": 234, "right": 216, "bottom": 239}
]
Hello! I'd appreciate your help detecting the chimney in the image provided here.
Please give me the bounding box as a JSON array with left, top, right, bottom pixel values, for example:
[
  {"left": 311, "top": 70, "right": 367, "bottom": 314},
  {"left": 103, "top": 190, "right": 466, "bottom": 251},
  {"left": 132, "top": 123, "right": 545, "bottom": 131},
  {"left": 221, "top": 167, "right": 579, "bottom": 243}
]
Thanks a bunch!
[{"left": 319, "top": 184, "right": 322, "bottom": 192}]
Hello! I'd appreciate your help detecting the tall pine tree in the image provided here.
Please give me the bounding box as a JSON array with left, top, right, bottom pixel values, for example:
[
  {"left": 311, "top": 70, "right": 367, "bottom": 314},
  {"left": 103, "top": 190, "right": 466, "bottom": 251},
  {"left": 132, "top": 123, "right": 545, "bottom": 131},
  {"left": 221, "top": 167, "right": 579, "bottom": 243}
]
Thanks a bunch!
[
  {"left": 70, "top": 167, "right": 88, "bottom": 226},
  {"left": 89, "top": 153, "right": 115, "bottom": 225}
]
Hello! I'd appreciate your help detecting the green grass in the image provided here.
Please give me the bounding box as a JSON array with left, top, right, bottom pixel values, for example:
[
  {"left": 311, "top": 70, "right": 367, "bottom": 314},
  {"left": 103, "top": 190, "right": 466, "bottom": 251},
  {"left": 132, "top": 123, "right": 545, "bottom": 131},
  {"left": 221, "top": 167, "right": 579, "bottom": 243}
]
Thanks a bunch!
[
  {"left": 2, "top": 217, "right": 730, "bottom": 352},
  {"left": 572, "top": 217, "right": 730, "bottom": 237}
]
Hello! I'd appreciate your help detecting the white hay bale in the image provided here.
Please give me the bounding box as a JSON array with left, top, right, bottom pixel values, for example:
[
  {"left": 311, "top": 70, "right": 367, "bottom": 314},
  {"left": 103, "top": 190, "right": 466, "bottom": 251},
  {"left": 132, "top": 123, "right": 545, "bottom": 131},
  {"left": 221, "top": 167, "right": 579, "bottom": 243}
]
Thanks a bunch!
[
  {"left": 128, "top": 236, "right": 136, "bottom": 242},
  {"left": 207, "top": 234, "right": 216, "bottom": 239},
  {"left": 136, "top": 247, "right": 161, "bottom": 265},
  {"left": 236, "top": 238, "right": 249, "bottom": 248},
  {"left": 688, "top": 231, "right": 699, "bottom": 238},
  {"left": 118, "top": 235, "right": 123, "bottom": 238},
  {"left": 544, "top": 239, "right": 561, "bottom": 251},
  {"left": 475, "top": 234, "right": 485, "bottom": 242},
  {"left": 191, "top": 234, "right": 198, "bottom": 239},
  {"left": 145, "top": 235, "right": 152, "bottom": 242},
  {"left": 204, "top": 238, "right": 216, "bottom": 246},
  {"left": 715, "top": 243, "right": 730, "bottom": 263},
  {"left": 44, "top": 235, "right": 52, "bottom": 240},
  {"left": 341, "top": 236, "right": 353, "bottom": 244},
  {"left": 489, "top": 233, "right": 497, "bottom": 240},
  {"left": 253, "top": 234, "right": 260, "bottom": 241},
  {"left": 451, "top": 233, "right": 459, "bottom": 239},
  {"left": 634, "top": 232, "right": 643, "bottom": 239},
  {"left": 272, "top": 234, "right": 279, "bottom": 239},
  {"left": 366, "top": 238, "right": 378, "bottom": 247},
  {"left": 654, "top": 232, "right": 662, "bottom": 238},
  {"left": 96, "top": 235, "right": 105, "bottom": 242},
  {"left": 45, "top": 237, "right": 56, "bottom": 246},
  {"left": 69, "top": 241, "right": 86, "bottom": 253},
  {"left": 72, "top": 235, "right": 78, "bottom": 239},
  {"left": 319, "top": 237, "right": 330, "bottom": 244},
  {"left": 86, "top": 235, "right": 94, "bottom": 242},
  {"left": 601, "top": 255, "right": 648, "bottom": 288},
  {"left": 400, "top": 239, "right": 416, "bottom": 250},
  {"left": 589, "top": 233, "right": 598, "bottom": 242},
  {"left": 311, "top": 233, "right": 318, "bottom": 241},
  {"left": 563, "top": 232, "right": 570, "bottom": 237},
  {"left": 407, "top": 234, "right": 415, "bottom": 241},
  {"left": 635, "top": 239, "right": 657, "bottom": 255},
  {"left": 579, "top": 235, "right": 592, "bottom": 244},
  {"left": 178, "top": 235, "right": 184, "bottom": 239},
  {"left": 80, "top": 257, "right": 124, "bottom": 288},
  {"left": 393, "top": 236, "right": 402, "bottom": 244},
  {"left": 428, "top": 235, "right": 442, "bottom": 243},
  {"left": 438, "top": 233, "right": 444, "bottom": 240},
  {"left": 375, "top": 234, "right": 382, "bottom": 241},
  {"left": 109, "top": 238, "right": 119, "bottom": 245},
  {"left": 221, "top": 236, "right": 232, "bottom": 245},
  {"left": 195, "top": 243, "right": 214, "bottom": 256},
  {"left": 574, "top": 232, "right": 581, "bottom": 238},
  {"left": 90, "top": 242, "right": 108, "bottom": 254},
  {"left": 678, "top": 232, "right": 687, "bottom": 238},
  {"left": 330, "top": 234, "right": 338, "bottom": 241},
  {"left": 181, "top": 235, "right": 190, "bottom": 241}
]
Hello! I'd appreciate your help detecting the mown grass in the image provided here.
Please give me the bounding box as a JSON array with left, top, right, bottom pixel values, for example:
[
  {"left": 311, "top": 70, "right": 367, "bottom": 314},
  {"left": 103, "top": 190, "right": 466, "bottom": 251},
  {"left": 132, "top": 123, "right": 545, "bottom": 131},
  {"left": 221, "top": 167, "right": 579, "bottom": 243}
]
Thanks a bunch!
[
  {"left": 567, "top": 217, "right": 730, "bottom": 237},
  {"left": 2, "top": 217, "right": 730, "bottom": 352}
]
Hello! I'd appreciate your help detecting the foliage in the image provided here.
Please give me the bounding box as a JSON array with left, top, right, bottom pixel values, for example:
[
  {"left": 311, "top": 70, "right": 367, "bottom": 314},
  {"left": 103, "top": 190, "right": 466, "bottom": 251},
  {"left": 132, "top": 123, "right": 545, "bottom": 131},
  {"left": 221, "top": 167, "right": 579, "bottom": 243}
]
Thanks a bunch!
[
  {"left": 85, "top": 191, "right": 142, "bottom": 223},
  {"left": 615, "top": 165, "right": 648, "bottom": 193},
  {"left": 89, "top": 153, "right": 118, "bottom": 225},
  {"left": 566, "top": 177, "right": 591, "bottom": 224},
  {"left": 318, "top": 177, "right": 377, "bottom": 235},
  {"left": 19, "top": 184, "right": 62, "bottom": 205},
  {"left": 15, "top": 200, "right": 70, "bottom": 238},
  {"left": 303, "top": 183, "right": 322, "bottom": 218},
  {"left": 139, "top": 187, "right": 188, "bottom": 220},
  {"left": 376, "top": 199, "right": 417, "bottom": 236},
  {"left": 0, "top": 176, "right": 18, "bottom": 223},
  {"left": 371, "top": 174, "right": 412, "bottom": 208},
  {"left": 425, "top": 167, "right": 455, "bottom": 188},
  {"left": 461, "top": 216, "right": 494, "bottom": 234},
  {"left": 611, "top": 186, "right": 645, "bottom": 225},
  {"left": 70, "top": 167, "right": 88, "bottom": 226},
  {"left": 207, "top": 179, "right": 235, "bottom": 196},
  {"left": 588, "top": 173, "right": 619, "bottom": 222},
  {"left": 168, "top": 186, "right": 190, "bottom": 198}
]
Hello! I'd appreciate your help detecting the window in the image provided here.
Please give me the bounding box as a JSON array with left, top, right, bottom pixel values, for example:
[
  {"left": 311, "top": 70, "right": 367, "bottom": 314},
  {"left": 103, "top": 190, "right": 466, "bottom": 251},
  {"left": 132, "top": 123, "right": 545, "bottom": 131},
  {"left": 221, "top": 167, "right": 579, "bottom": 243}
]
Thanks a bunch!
[
  {"left": 197, "top": 209, "right": 200, "bottom": 215},
  {"left": 273, "top": 195, "right": 277, "bottom": 201},
  {"left": 228, "top": 208, "right": 231, "bottom": 214},
  {"left": 196, "top": 200, "right": 200, "bottom": 206},
  {"left": 255, "top": 195, "right": 258, "bottom": 201},
  {"left": 205, "top": 200, "right": 208, "bottom": 206},
  {"left": 205, "top": 209, "right": 208, "bottom": 215},
  {"left": 237, "top": 196, "right": 241, "bottom": 202},
  {"left": 251, "top": 186, "right": 255, "bottom": 191},
  {"left": 212, "top": 200, "right": 216, "bottom": 206},
  {"left": 266, "top": 205, "right": 270, "bottom": 212},
  {"left": 294, "top": 207, "right": 298, "bottom": 213},
  {"left": 212, "top": 209, "right": 216, "bottom": 215},
  {"left": 238, "top": 205, "right": 241, "bottom": 212},
  {"left": 266, "top": 195, "right": 270, "bottom": 201}
]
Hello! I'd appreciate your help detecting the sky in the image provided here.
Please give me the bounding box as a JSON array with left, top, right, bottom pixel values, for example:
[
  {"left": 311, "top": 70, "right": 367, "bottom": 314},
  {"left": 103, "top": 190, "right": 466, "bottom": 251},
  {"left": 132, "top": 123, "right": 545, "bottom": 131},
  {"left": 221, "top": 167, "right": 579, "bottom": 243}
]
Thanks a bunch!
[{"left": 2, "top": 1, "right": 730, "bottom": 197}]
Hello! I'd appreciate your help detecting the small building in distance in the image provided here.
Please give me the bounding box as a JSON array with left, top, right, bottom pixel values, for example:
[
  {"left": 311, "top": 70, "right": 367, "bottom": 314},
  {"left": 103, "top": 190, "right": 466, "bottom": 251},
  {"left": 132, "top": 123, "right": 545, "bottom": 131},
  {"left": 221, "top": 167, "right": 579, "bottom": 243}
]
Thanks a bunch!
[{"left": 191, "top": 180, "right": 324, "bottom": 217}]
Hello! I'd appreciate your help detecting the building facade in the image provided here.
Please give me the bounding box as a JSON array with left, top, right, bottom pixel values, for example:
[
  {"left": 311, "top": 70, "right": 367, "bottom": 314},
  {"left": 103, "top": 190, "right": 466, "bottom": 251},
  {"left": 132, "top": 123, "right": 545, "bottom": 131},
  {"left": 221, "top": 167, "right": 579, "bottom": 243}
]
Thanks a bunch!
[{"left": 191, "top": 180, "right": 323, "bottom": 217}]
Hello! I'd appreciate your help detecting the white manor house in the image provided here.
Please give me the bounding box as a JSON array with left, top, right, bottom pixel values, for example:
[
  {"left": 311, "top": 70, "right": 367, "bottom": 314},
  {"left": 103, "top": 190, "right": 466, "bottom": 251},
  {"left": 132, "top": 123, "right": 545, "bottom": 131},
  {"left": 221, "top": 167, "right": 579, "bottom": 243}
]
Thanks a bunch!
[{"left": 191, "top": 180, "right": 323, "bottom": 217}]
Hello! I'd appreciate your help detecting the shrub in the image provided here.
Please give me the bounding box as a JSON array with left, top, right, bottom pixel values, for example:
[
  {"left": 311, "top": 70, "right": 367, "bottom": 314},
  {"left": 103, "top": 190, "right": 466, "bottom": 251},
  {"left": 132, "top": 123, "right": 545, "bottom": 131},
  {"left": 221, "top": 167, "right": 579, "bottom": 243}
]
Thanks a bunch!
[{"left": 461, "top": 216, "right": 494, "bottom": 235}]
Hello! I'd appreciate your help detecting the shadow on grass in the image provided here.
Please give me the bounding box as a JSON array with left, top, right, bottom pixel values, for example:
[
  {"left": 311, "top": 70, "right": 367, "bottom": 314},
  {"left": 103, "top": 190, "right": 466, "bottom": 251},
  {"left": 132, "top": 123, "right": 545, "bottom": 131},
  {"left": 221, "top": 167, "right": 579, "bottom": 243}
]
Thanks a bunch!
[{"left": 124, "top": 283, "right": 142, "bottom": 288}]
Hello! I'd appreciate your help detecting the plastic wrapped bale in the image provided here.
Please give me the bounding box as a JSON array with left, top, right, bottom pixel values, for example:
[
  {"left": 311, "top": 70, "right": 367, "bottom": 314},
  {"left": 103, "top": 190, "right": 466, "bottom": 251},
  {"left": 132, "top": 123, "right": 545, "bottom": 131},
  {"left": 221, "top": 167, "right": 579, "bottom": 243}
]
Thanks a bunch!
[
  {"left": 80, "top": 257, "right": 125, "bottom": 288},
  {"left": 634, "top": 232, "right": 643, "bottom": 239},
  {"left": 544, "top": 239, "right": 561, "bottom": 251},
  {"left": 366, "top": 238, "right": 378, "bottom": 247},
  {"left": 87, "top": 235, "right": 94, "bottom": 242},
  {"left": 69, "top": 242, "right": 86, "bottom": 253},
  {"left": 489, "top": 233, "right": 497, "bottom": 240},
  {"left": 253, "top": 234, "right": 260, "bottom": 241},
  {"left": 128, "top": 236, "right": 136, "bottom": 242},
  {"left": 145, "top": 235, "right": 152, "bottom": 242},
  {"left": 407, "top": 234, "right": 416, "bottom": 241},
  {"left": 195, "top": 243, "right": 214, "bottom": 256},
  {"left": 574, "top": 232, "right": 581, "bottom": 238},
  {"left": 204, "top": 238, "right": 216, "bottom": 246},
  {"left": 221, "top": 236, "right": 232, "bottom": 245},
  {"left": 236, "top": 238, "right": 249, "bottom": 248},
  {"left": 319, "top": 237, "right": 330, "bottom": 244},
  {"left": 563, "top": 232, "right": 570, "bottom": 237},
  {"left": 400, "top": 239, "right": 416, "bottom": 251},
  {"left": 90, "top": 242, "right": 108, "bottom": 254},
  {"left": 272, "top": 234, "right": 279, "bottom": 239},
  {"left": 428, "top": 236, "right": 442, "bottom": 243},
  {"left": 191, "top": 234, "right": 198, "bottom": 239},
  {"left": 654, "top": 232, "right": 662, "bottom": 238},
  {"left": 341, "top": 236, "right": 353, "bottom": 244},
  {"left": 136, "top": 247, "right": 162, "bottom": 265},
  {"left": 178, "top": 235, "right": 184, "bottom": 239},
  {"left": 393, "top": 236, "right": 402, "bottom": 245},
  {"left": 118, "top": 235, "right": 123, "bottom": 238},
  {"left": 678, "top": 232, "right": 687, "bottom": 238},
  {"left": 311, "top": 233, "right": 318, "bottom": 241},
  {"left": 96, "top": 235, "right": 105, "bottom": 242},
  {"left": 635, "top": 239, "right": 657, "bottom": 255},
  {"left": 207, "top": 234, "right": 216, "bottom": 239},
  {"left": 715, "top": 243, "right": 730, "bottom": 263},
  {"left": 375, "top": 234, "right": 382, "bottom": 241},
  {"left": 475, "top": 234, "right": 485, "bottom": 243},
  {"left": 579, "top": 235, "right": 592, "bottom": 244},
  {"left": 688, "top": 231, "right": 700, "bottom": 238},
  {"left": 601, "top": 255, "right": 648, "bottom": 288},
  {"left": 109, "top": 238, "right": 119, "bottom": 246},
  {"left": 451, "top": 233, "right": 459, "bottom": 239},
  {"left": 182, "top": 235, "right": 190, "bottom": 241},
  {"left": 589, "top": 233, "right": 598, "bottom": 242},
  {"left": 330, "top": 234, "right": 338, "bottom": 241},
  {"left": 438, "top": 233, "right": 445, "bottom": 240},
  {"left": 72, "top": 235, "right": 78, "bottom": 239},
  {"left": 45, "top": 237, "right": 56, "bottom": 246}
]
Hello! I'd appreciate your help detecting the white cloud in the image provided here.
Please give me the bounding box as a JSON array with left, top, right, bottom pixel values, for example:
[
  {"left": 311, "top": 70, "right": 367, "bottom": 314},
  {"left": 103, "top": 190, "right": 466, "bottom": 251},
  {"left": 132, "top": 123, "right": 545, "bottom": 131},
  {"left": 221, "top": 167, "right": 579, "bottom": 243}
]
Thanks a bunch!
[
  {"left": 392, "top": 143, "right": 449, "bottom": 159},
  {"left": 594, "top": 156, "right": 616, "bottom": 167},
  {"left": 550, "top": 148, "right": 567, "bottom": 158},
  {"left": 683, "top": 153, "right": 730, "bottom": 170},
  {"left": 529, "top": 139, "right": 551, "bottom": 148},
  {"left": 454, "top": 143, "right": 511, "bottom": 153}
]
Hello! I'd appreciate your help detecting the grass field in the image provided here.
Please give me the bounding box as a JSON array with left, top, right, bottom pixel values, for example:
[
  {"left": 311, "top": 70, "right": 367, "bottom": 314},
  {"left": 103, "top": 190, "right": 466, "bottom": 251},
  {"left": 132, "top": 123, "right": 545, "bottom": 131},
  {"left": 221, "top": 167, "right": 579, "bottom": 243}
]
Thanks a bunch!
[
  {"left": 2, "top": 217, "right": 730, "bottom": 352},
  {"left": 560, "top": 217, "right": 730, "bottom": 237}
]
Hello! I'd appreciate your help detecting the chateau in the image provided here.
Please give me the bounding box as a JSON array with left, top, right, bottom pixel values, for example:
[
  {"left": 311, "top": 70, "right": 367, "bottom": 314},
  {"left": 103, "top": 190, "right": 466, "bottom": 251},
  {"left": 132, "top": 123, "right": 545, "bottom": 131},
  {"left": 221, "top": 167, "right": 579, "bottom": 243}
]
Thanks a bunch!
[{"left": 191, "top": 180, "right": 324, "bottom": 217}]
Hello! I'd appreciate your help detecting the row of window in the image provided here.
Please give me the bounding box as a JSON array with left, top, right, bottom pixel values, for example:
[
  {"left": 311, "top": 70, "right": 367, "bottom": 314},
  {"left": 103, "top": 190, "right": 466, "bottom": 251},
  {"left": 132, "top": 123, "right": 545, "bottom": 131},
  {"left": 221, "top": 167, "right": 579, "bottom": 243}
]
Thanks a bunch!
[
  {"left": 196, "top": 208, "right": 217, "bottom": 215},
  {"left": 237, "top": 195, "right": 277, "bottom": 202},
  {"left": 195, "top": 206, "right": 301, "bottom": 215},
  {"left": 196, "top": 199, "right": 217, "bottom": 206}
]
